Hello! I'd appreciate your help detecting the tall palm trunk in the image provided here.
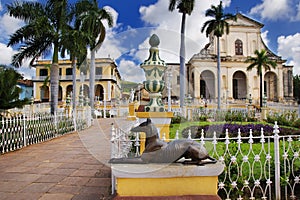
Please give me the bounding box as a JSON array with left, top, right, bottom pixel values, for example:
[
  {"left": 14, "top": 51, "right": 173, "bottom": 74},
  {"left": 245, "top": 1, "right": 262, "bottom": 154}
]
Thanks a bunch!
[
  {"left": 179, "top": 13, "right": 186, "bottom": 108},
  {"left": 50, "top": 43, "right": 60, "bottom": 114},
  {"left": 260, "top": 72, "right": 263, "bottom": 109},
  {"left": 217, "top": 36, "right": 221, "bottom": 110},
  {"left": 50, "top": 63, "right": 59, "bottom": 114},
  {"left": 89, "top": 49, "right": 96, "bottom": 114},
  {"left": 72, "top": 58, "right": 77, "bottom": 109},
  {"left": 71, "top": 58, "right": 77, "bottom": 131}
]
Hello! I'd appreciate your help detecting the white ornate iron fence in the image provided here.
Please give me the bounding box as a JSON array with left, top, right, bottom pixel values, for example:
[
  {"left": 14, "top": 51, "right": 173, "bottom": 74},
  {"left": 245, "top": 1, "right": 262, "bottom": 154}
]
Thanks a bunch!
[
  {"left": 0, "top": 109, "right": 91, "bottom": 154},
  {"left": 110, "top": 122, "right": 300, "bottom": 200}
]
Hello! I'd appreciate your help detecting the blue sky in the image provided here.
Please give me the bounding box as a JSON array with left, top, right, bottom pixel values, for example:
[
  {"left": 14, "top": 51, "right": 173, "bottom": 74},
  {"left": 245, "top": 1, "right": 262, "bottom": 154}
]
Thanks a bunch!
[{"left": 1, "top": 0, "right": 300, "bottom": 82}]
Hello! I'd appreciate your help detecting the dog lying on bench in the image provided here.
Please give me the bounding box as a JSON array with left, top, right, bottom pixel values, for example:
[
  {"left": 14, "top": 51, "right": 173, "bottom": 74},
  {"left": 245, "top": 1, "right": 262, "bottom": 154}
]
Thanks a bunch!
[{"left": 109, "top": 118, "right": 217, "bottom": 165}]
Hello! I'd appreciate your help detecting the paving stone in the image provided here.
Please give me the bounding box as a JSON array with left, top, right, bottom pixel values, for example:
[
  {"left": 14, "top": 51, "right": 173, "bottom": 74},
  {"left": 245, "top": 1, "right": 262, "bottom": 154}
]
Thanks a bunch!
[
  {"left": 59, "top": 177, "right": 90, "bottom": 186},
  {"left": 4, "top": 166, "right": 31, "bottom": 173},
  {"left": 3, "top": 192, "right": 43, "bottom": 200},
  {"left": 0, "top": 173, "right": 41, "bottom": 182},
  {"left": 70, "top": 169, "right": 99, "bottom": 177},
  {"left": 48, "top": 185, "right": 81, "bottom": 194},
  {"left": 34, "top": 174, "right": 65, "bottom": 183},
  {"left": 86, "top": 178, "right": 111, "bottom": 187},
  {"left": 72, "top": 193, "right": 107, "bottom": 200},
  {"left": 27, "top": 167, "right": 54, "bottom": 174},
  {"left": 48, "top": 168, "right": 77, "bottom": 176},
  {"left": 79, "top": 186, "right": 110, "bottom": 195},
  {"left": 58, "top": 162, "right": 83, "bottom": 169},
  {"left": 0, "top": 181, "right": 30, "bottom": 192},
  {"left": 38, "top": 193, "right": 74, "bottom": 200},
  {"left": 19, "top": 182, "right": 55, "bottom": 193}
]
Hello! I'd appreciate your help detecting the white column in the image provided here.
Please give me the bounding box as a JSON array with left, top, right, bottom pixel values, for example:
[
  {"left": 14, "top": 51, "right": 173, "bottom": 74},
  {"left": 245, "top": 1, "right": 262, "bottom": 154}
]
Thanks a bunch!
[{"left": 108, "top": 81, "right": 111, "bottom": 101}]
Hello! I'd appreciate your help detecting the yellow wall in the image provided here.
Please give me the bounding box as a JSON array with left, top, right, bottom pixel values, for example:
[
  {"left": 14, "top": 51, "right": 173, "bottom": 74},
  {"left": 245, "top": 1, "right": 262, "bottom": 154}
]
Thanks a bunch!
[{"left": 116, "top": 176, "right": 218, "bottom": 196}]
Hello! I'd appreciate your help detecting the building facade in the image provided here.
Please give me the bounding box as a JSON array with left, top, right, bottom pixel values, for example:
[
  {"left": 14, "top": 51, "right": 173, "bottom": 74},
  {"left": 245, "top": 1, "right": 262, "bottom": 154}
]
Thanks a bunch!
[
  {"left": 17, "top": 80, "right": 33, "bottom": 100},
  {"left": 32, "top": 58, "right": 122, "bottom": 104},
  {"left": 163, "top": 14, "right": 294, "bottom": 106}
]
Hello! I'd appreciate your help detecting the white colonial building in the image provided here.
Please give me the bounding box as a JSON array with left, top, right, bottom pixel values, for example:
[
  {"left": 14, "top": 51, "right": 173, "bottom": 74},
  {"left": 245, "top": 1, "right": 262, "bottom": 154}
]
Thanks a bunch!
[{"left": 163, "top": 13, "right": 294, "bottom": 106}]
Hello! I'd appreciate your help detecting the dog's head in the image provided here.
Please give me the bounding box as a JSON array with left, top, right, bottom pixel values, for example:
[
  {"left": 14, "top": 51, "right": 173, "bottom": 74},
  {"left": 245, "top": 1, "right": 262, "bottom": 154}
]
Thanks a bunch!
[{"left": 130, "top": 118, "right": 158, "bottom": 138}]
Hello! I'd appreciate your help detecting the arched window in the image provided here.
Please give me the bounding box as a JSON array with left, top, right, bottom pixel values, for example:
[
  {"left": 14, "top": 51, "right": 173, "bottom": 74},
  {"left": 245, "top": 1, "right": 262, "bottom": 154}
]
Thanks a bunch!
[{"left": 235, "top": 39, "right": 243, "bottom": 55}]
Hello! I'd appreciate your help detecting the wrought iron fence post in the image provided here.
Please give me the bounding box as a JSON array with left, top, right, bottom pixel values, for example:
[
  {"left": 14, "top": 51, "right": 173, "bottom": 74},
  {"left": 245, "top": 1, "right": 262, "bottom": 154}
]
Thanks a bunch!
[
  {"left": 273, "top": 121, "right": 281, "bottom": 200},
  {"left": 23, "top": 114, "right": 27, "bottom": 147},
  {"left": 110, "top": 123, "right": 116, "bottom": 195}
]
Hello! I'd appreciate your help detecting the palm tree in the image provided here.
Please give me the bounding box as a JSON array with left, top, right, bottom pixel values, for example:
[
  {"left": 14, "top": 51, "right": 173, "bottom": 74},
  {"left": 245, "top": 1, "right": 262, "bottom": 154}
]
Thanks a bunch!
[
  {"left": 60, "top": 2, "right": 92, "bottom": 110},
  {"left": 201, "top": 1, "right": 236, "bottom": 110},
  {"left": 245, "top": 49, "right": 277, "bottom": 109},
  {"left": 7, "top": 0, "right": 69, "bottom": 114},
  {"left": 168, "top": 0, "right": 195, "bottom": 108},
  {"left": 77, "top": 0, "right": 113, "bottom": 115}
]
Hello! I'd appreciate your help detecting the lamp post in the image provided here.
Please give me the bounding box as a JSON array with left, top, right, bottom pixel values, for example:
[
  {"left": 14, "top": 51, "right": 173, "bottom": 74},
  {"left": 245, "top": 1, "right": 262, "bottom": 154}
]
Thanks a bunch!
[
  {"left": 79, "top": 72, "right": 85, "bottom": 107},
  {"left": 167, "top": 69, "right": 173, "bottom": 112},
  {"left": 263, "top": 93, "right": 267, "bottom": 107},
  {"left": 248, "top": 94, "right": 252, "bottom": 105},
  {"left": 103, "top": 92, "right": 107, "bottom": 118}
]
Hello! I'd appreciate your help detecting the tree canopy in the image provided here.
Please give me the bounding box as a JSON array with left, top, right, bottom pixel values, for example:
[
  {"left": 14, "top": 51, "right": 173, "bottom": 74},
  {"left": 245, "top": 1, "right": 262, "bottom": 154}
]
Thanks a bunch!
[{"left": 0, "top": 67, "right": 30, "bottom": 110}]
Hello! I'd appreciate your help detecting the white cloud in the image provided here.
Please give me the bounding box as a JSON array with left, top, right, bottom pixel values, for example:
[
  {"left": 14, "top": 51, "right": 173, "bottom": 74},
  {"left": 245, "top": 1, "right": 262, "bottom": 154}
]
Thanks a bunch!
[
  {"left": 0, "top": 42, "right": 34, "bottom": 78},
  {"left": 293, "top": 1, "right": 300, "bottom": 21},
  {"left": 138, "top": 0, "right": 222, "bottom": 63},
  {"left": 261, "top": 30, "right": 269, "bottom": 47},
  {"left": 277, "top": 33, "right": 300, "bottom": 75},
  {"left": 249, "top": 0, "right": 293, "bottom": 21},
  {"left": 118, "top": 59, "right": 145, "bottom": 83},
  {"left": 0, "top": 13, "right": 24, "bottom": 42},
  {"left": 0, "top": 42, "right": 16, "bottom": 64},
  {"left": 0, "top": 1, "right": 2, "bottom": 12}
]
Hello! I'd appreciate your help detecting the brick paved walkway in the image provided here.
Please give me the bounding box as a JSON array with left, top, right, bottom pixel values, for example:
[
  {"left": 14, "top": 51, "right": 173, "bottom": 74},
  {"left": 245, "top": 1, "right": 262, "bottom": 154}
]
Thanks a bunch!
[{"left": 0, "top": 118, "right": 133, "bottom": 200}]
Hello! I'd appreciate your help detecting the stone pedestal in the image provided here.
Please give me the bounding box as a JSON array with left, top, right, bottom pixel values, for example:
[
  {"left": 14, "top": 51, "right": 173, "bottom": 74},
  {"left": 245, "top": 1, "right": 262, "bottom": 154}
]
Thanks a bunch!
[
  {"left": 136, "top": 112, "right": 173, "bottom": 140},
  {"left": 127, "top": 102, "right": 137, "bottom": 121},
  {"left": 261, "top": 107, "right": 269, "bottom": 120},
  {"left": 112, "top": 162, "right": 224, "bottom": 199}
]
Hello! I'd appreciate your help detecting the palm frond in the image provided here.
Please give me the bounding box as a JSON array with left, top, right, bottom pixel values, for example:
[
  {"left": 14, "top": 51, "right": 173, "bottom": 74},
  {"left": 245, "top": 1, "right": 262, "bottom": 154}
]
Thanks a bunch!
[{"left": 6, "top": 1, "right": 46, "bottom": 23}]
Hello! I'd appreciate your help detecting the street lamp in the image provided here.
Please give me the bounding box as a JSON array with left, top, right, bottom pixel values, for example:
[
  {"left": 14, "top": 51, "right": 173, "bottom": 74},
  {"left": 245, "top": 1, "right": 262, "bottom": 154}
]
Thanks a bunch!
[
  {"left": 79, "top": 72, "right": 85, "bottom": 107},
  {"left": 167, "top": 69, "right": 173, "bottom": 112},
  {"left": 248, "top": 94, "right": 252, "bottom": 105},
  {"left": 262, "top": 93, "right": 267, "bottom": 107}
]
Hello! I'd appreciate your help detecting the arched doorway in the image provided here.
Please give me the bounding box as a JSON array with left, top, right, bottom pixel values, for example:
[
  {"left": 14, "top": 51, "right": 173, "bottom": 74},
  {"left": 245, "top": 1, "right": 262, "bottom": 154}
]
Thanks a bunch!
[
  {"left": 95, "top": 84, "right": 104, "bottom": 100},
  {"left": 200, "top": 70, "right": 215, "bottom": 100},
  {"left": 190, "top": 72, "right": 195, "bottom": 95},
  {"left": 58, "top": 86, "right": 63, "bottom": 101},
  {"left": 40, "top": 86, "right": 49, "bottom": 102},
  {"left": 264, "top": 72, "right": 278, "bottom": 101},
  {"left": 82, "top": 84, "right": 89, "bottom": 97},
  {"left": 66, "top": 85, "right": 72, "bottom": 97},
  {"left": 232, "top": 71, "right": 247, "bottom": 99},
  {"left": 111, "top": 85, "right": 115, "bottom": 99}
]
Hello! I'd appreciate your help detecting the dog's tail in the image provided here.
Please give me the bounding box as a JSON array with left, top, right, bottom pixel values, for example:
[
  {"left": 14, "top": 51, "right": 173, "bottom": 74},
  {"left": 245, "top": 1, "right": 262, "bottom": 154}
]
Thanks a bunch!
[
  {"left": 208, "top": 156, "right": 218, "bottom": 163},
  {"left": 109, "top": 157, "right": 146, "bottom": 164},
  {"left": 200, "top": 156, "right": 218, "bottom": 165}
]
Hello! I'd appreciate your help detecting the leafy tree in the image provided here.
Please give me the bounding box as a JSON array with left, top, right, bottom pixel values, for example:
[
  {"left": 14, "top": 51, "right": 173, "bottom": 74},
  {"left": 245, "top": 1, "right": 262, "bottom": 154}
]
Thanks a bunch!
[
  {"left": 201, "top": 1, "right": 236, "bottom": 110},
  {"left": 76, "top": 0, "right": 113, "bottom": 114},
  {"left": 0, "top": 67, "right": 29, "bottom": 110},
  {"left": 7, "top": 0, "right": 70, "bottom": 114},
  {"left": 293, "top": 75, "right": 300, "bottom": 104},
  {"left": 168, "top": 0, "right": 195, "bottom": 108},
  {"left": 245, "top": 49, "right": 277, "bottom": 109}
]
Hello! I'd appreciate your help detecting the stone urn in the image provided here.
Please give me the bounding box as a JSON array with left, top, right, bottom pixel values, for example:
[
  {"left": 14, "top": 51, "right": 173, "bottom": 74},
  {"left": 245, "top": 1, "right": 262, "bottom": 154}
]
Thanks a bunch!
[{"left": 140, "top": 34, "right": 167, "bottom": 112}]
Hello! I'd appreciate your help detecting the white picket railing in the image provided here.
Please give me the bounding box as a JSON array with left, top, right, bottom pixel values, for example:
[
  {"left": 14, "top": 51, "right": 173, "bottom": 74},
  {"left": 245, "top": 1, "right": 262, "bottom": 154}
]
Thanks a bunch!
[
  {"left": 110, "top": 122, "right": 300, "bottom": 200},
  {"left": 0, "top": 108, "right": 91, "bottom": 154}
]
